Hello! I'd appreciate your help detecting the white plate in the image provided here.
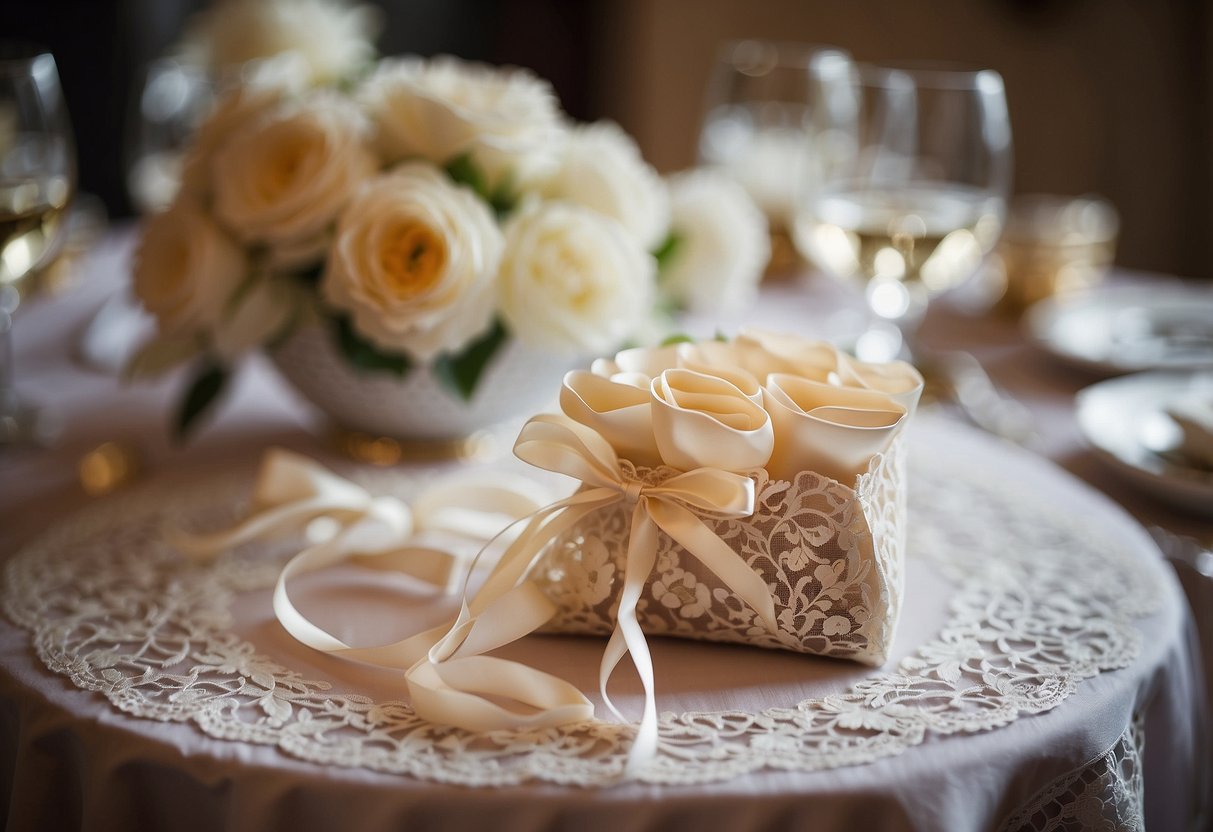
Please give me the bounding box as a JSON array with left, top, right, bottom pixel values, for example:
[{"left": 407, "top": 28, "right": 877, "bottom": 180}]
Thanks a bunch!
[
  {"left": 1075, "top": 371, "right": 1213, "bottom": 516},
  {"left": 1025, "top": 285, "right": 1213, "bottom": 374}
]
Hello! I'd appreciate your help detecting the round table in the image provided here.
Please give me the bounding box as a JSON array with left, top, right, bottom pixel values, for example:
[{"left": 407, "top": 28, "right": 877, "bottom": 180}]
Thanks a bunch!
[
  {"left": 1, "top": 415, "right": 1206, "bottom": 831},
  {"left": 0, "top": 229, "right": 1208, "bottom": 831}
]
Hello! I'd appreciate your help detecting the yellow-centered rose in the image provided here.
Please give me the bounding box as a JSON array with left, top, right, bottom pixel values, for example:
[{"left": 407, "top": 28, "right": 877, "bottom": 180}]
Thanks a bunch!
[
  {"left": 322, "top": 162, "right": 504, "bottom": 360},
  {"left": 212, "top": 92, "right": 375, "bottom": 265},
  {"left": 133, "top": 196, "right": 246, "bottom": 335}
]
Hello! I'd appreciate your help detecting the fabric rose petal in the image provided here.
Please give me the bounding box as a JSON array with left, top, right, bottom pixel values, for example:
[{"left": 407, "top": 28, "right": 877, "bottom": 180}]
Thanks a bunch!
[
  {"left": 763, "top": 374, "right": 908, "bottom": 484},
  {"left": 360, "top": 56, "right": 565, "bottom": 188},
  {"left": 322, "top": 162, "right": 504, "bottom": 360},
  {"left": 651, "top": 369, "right": 774, "bottom": 473},
  {"left": 590, "top": 344, "right": 681, "bottom": 389},
  {"left": 498, "top": 200, "right": 654, "bottom": 355},
  {"left": 537, "top": 121, "right": 670, "bottom": 250},
  {"left": 560, "top": 370, "right": 662, "bottom": 468},
  {"left": 212, "top": 92, "right": 376, "bottom": 263}
]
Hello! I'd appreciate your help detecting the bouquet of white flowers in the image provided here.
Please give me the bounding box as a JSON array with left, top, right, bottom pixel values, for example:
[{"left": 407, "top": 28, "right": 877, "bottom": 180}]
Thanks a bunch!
[{"left": 130, "top": 7, "right": 769, "bottom": 438}]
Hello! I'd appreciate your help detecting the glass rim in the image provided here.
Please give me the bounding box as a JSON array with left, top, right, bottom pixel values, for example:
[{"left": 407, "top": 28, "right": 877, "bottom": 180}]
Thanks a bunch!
[
  {"left": 0, "top": 41, "right": 56, "bottom": 69},
  {"left": 716, "top": 39, "right": 851, "bottom": 72},
  {"left": 858, "top": 61, "right": 1004, "bottom": 91}
]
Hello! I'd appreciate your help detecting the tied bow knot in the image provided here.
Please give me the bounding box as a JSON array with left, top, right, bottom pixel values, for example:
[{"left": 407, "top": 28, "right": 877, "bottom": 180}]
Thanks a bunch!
[{"left": 404, "top": 414, "right": 778, "bottom": 777}]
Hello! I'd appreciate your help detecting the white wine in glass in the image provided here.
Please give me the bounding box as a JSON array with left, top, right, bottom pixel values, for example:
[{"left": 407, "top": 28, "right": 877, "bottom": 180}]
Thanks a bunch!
[
  {"left": 796, "top": 66, "right": 1012, "bottom": 362},
  {"left": 0, "top": 44, "right": 76, "bottom": 445}
]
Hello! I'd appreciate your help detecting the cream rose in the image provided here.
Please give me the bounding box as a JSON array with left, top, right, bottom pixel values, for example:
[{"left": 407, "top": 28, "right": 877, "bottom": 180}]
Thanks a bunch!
[
  {"left": 650, "top": 369, "right": 773, "bottom": 473},
  {"left": 211, "top": 92, "right": 375, "bottom": 266},
  {"left": 763, "top": 374, "right": 908, "bottom": 484},
  {"left": 360, "top": 56, "right": 564, "bottom": 188},
  {"left": 179, "top": 52, "right": 308, "bottom": 200},
  {"left": 560, "top": 369, "right": 662, "bottom": 468},
  {"left": 498, "top": 200, "right": 654, "bottom": 355},
  {"left": 322, "top": 162, "right": 504, "bottom": 360},
  {"left": 538, "top": 121, "right": 670, "bottom": 250},
  {"left": 184, "top": 0, "right": 380, "bottom": 86},
  {"left": 662, "top": 169, "right": 769, "bottom": 313},
  {"left": 132, "top": 196, "right": 246, "bottom": 336}
]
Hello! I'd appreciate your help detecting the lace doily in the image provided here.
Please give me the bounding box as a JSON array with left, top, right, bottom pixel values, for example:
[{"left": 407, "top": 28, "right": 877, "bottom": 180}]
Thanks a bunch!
[{"left": 2, "top": 440, "right": 1164, "bottom": 787}]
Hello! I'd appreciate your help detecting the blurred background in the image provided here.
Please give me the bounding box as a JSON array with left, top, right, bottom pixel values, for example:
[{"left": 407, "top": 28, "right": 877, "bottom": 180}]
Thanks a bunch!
[{"left": 1, "top": 0, "right": 1210, "bottom": 279}]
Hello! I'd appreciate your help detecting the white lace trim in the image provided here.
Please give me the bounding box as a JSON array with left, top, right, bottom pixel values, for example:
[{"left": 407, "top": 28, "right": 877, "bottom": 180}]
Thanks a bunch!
[
  {"left": 997, "top": 713, "right": 1146, "bottom": 832},
  {"left": 2, "top": 445, "right": 1164, "bottom": 787}
]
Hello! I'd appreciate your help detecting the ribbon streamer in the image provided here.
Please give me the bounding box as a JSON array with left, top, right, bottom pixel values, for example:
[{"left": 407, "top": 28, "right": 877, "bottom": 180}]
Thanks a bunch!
[
  {"left": 172, "top": 434, "right": 779, "bottom": 777},
  {"left": 404, "top": 414, "right": 774, "bottom": 776}
]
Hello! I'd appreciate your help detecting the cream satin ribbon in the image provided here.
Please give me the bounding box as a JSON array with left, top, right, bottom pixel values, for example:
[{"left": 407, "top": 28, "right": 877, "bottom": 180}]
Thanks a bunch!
[
  {"left": 403, "top": 413, "right": 776, "bottom": 776},
  {"left": 169, "top": 448, "right": 551, "bottom": 666}
]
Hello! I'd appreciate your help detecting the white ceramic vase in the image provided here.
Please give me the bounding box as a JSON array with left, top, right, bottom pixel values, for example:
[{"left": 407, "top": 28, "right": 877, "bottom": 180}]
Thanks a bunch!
[{"left": 270, "top": 324, "right": 575, "bottom": 440}]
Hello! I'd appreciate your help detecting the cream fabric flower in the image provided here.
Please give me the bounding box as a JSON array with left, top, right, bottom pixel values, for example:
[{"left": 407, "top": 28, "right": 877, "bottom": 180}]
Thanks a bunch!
[
  {"left": 651, "top": 368, "right": 774, "bottom": 473},
  {"left": 498, "top": 200, "right": 654, "bottom": 355},
  {"left": 560, "top": 370, "right": 662, "bottom": 468},
  {"left": 132, "top": 197, "right": 246, "bottom": 336},
  {"left": 537, "top": 121, "right": 670, "bottom": 250},
  {"left": 212, "top": 92, "right": 376, "bottom": 263},
  {"left": 661, "top": 169, "right": 769, "bottom": 313},
  {"left": 360, "top": 56, "right": 564, "bottom": 188},
  {"left": 763, "top": 374, "right": 908, "bottom": 484},
  {"left": 322, "top": 162, "right": 504, "bottom": 360},
  {"left": 184, "top": 0, "right": 380, "bottom": 85}
]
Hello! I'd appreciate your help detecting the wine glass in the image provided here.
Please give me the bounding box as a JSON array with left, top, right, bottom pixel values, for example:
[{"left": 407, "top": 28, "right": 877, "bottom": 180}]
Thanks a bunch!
[
  {"left": 0, "top": 44, "right": 75, "bottom": 445},
  {"left": 698, "top": 40, "right": 856, "bottom": 275},
  {"left": 795, "top": 64, "right": 1012, "bottom": 362},
  {"left": 126, "top": 56, "right": 213, "bottom": 214}
]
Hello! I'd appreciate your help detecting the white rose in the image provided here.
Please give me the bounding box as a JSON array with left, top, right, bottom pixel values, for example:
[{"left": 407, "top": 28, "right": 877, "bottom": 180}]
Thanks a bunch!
[
  {"left": 662, "top": 169, "right": 769, "bottom": 313},
  {"left": 498, "top": 200, "right": 654, "bottom": 355},
  {"left": 211, "top": 92, "right": 376, "bottom": 264},
  {"left": 322, "top": 162, "right": 504, "bottom": 361},
  {"left": 133, "top": 197, "right": 246, "bottom": 336},
  {"left": 538, "top": 121, "right": 670, "bottom": 250},
  {"left": 180, "top": 52, "right": 308, "bottom": 199},
  {"left": 360, "top": 56, "right": 564, "bottom": 188},
  {"left": 184, "top": 0, "right": 380, "bottom": 85}
]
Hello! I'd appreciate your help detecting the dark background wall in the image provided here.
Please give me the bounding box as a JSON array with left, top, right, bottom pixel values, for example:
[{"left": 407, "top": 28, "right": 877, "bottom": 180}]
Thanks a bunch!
[{"left": 2, "top": 0, "right": 1209, "bottom": 279}]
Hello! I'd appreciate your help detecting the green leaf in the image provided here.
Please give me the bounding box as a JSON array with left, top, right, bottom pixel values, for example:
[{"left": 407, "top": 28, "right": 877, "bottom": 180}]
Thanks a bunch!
[
  {"left": 660, "top": 333, "right": 695, "bottom": 346},
  {"left": 174, "top": 362, "right": 228, "bottom": 442},
  {"left": 333, "top": 316, "right": 412, "bottom": 377},
  {"left": 432, "top": 319, "right": 508, "bottom": 401},
  {"left": 652, "top": 231, "right": 684, "bottom": 273},
  {"left": 444, "top": 153, "right": 489, "bottom": 199}
]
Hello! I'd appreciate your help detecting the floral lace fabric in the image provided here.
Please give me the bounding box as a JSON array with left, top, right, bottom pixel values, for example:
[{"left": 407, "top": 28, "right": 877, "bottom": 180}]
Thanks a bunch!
[
  {"left": 1, "top": 442, "right": 1164, "bottom": 788},
  {"left": 533, "top": 436, "right": 906, "bottom": 665},
  {"left": 997, "top": 714, "right": 1146, "bottom": 832}
]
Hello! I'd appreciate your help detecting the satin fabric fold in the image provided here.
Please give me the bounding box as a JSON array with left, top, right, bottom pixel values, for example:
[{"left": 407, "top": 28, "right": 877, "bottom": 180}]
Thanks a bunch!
[{"left": 405, "top": 413, "right": 775, "bottom": 776}]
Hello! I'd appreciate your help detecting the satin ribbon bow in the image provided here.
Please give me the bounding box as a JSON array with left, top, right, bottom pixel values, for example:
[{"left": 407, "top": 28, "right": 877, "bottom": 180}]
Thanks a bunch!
[
  {"left": 404, "top": 414, "right": 776, "bottom": 776},
  {"left": 170, "top": 448, "right": 549, "bottom": 667}
]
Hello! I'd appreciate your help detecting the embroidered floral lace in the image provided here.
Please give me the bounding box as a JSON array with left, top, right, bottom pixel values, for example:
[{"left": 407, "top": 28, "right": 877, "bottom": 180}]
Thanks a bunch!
[
  {"left": 535, "top": 437, "right": 905, "bottom": 665},
  {"left": 2, "top": 444, "right": 1164, "bottom": 787}
]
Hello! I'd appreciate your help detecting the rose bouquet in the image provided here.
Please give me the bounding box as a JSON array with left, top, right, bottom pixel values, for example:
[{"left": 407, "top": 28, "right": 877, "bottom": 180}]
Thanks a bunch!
[{"left": 129, "top": 23, "right": 769, "bottom": 438}]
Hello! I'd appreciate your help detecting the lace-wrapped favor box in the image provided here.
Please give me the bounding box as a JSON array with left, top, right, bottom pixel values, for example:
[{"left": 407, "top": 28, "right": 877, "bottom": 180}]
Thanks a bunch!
[
  {"left": 519, "top": 331, "right": 923, "bottom": 668},
  {"left": 533, "top": 437, "right": 907, "bottom": 665}
]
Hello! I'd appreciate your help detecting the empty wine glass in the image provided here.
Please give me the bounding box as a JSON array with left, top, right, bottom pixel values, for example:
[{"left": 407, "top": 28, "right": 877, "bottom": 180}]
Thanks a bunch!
[
  {"left": 0, "top": 44, "right": 75, "bottom": 445},
  {"left": 698, "top": 40, "right": 856, "bottom": 275},
  {"left": 795, "top": 64, "right": 1012, "bottom": 361},
  {"left": 126, "top": 57, "right": 212, "bottom": 214}
]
